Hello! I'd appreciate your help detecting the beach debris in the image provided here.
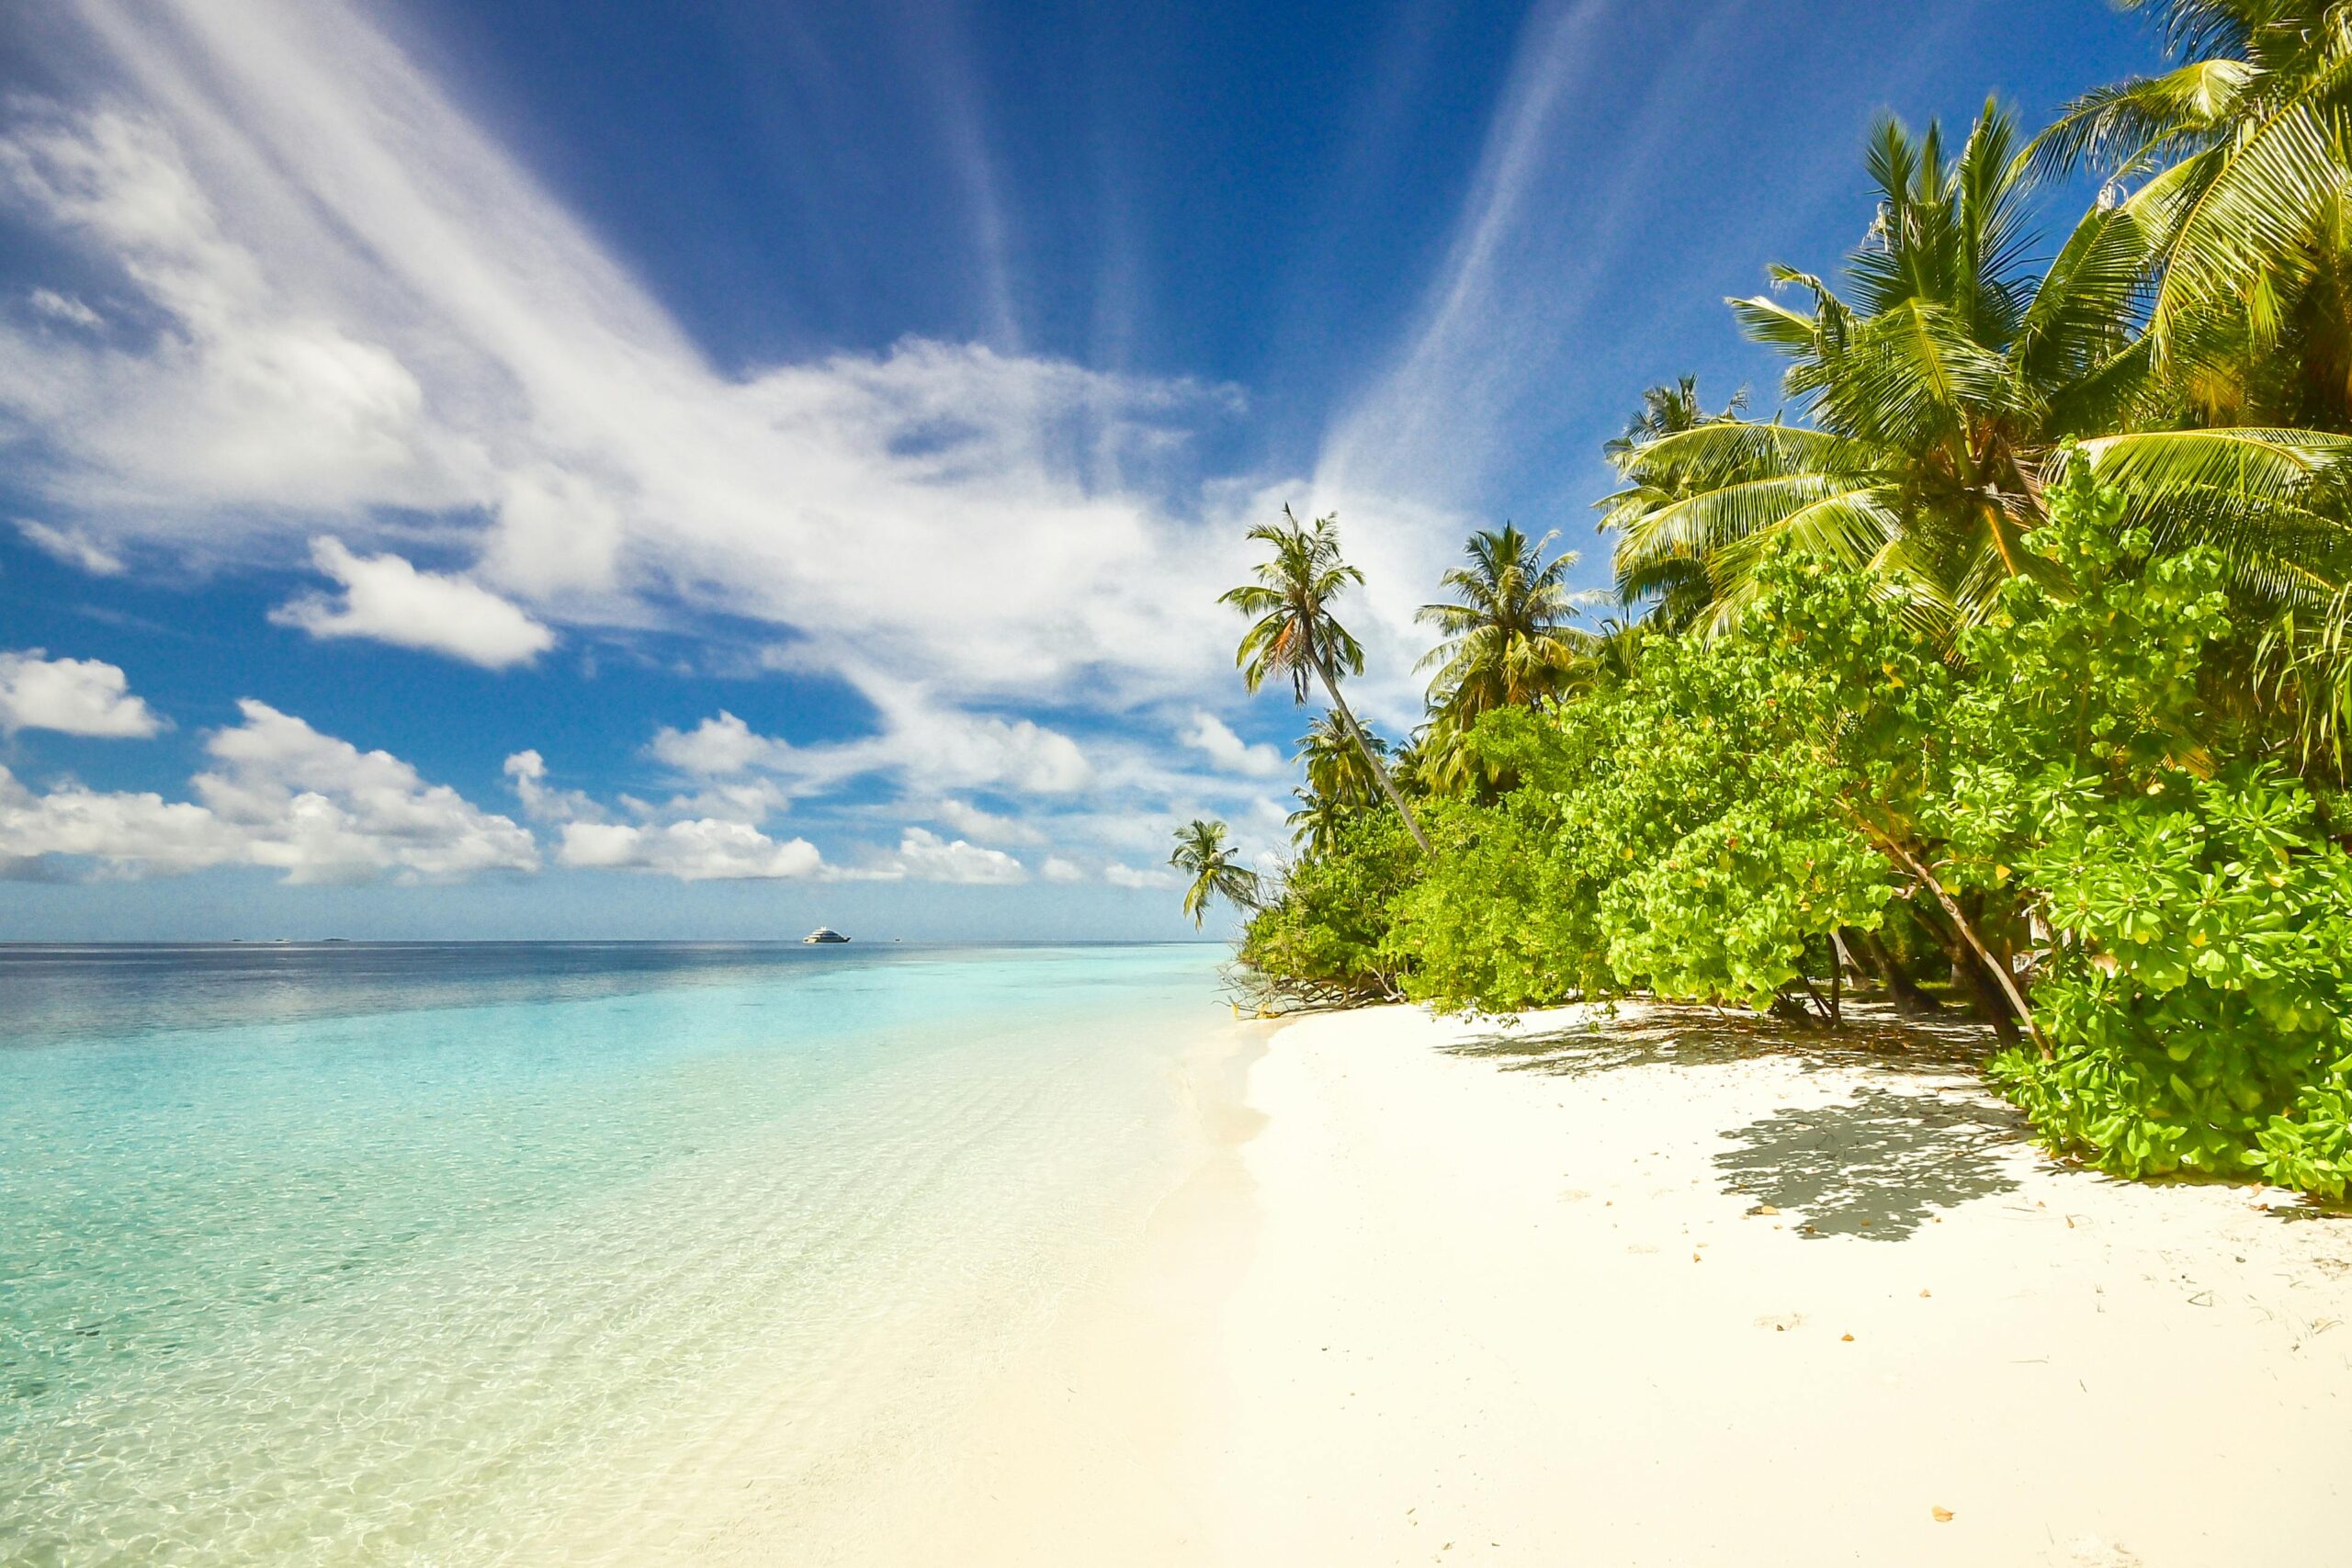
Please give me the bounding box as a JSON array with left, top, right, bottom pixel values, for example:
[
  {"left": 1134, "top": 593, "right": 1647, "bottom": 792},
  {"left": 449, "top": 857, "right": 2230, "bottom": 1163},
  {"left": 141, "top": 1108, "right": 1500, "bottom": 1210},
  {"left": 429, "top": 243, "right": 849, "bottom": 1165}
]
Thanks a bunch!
[
  {"left": 1752, "top": 1203, "right": 1780, "bottom": 1215},
  {"left": 1840, "top": 1332, "right": 1855, "bottom": 1341},
  {"left": 1932, "top": 1506, "right": 1955, "bottom": 1522},
  {"left": 1920, "top": 1289, "right": 1931, "bottom": 1298}
]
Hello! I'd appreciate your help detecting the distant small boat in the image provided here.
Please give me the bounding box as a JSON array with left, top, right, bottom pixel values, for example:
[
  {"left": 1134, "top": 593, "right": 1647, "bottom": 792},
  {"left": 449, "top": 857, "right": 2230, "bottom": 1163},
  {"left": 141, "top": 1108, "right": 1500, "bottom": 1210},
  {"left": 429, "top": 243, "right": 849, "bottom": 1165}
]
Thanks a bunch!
[{"left": 803, "top": 927, "right": 851, "bottom": 944}]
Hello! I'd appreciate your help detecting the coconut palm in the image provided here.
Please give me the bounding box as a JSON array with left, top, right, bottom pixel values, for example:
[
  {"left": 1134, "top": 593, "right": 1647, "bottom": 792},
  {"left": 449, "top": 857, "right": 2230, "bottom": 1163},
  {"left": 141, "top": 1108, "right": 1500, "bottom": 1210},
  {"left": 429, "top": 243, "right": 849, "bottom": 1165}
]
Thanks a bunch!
[
  {"left": 2026, "top": 0, "right": 2352, "bottom": 422},
  {"left": 1169, "top": 818, "right": 1261, "bottom": 929},
  {"left": 1607, "top": 99, "right": 2352, "bottom": 635},
  {"left": 1223, "top": 507, "right": 1432, "bottom": 852},
  {"left": 1286, "top": 711, "right": 1387, "bottom": 853},
  {"left": 1603, "top": 375, "right": 1747, "bottom": 461},
  {"left": 1416, "top": 524, "right": 1595, "bottom": 720}
]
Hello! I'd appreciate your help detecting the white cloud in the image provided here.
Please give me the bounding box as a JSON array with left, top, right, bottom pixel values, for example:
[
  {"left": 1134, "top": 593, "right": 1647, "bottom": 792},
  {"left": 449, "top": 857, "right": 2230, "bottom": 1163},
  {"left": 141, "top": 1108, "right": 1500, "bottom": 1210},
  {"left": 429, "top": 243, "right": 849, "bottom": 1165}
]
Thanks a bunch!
[
  {"left": 649, "top": 711, "right": 770, "bottom": 777},
  {"left": 934, "top": 796, "right": 1046, "bottom": 846},
  {"left": 0, "top": 0, "right": 1524, "bottom": 843},
  {"left": 502, "top": 748, "right": 605, "bottom": 824},
  {"left": 1040, "top": 854, "right": 1083, "bottom": 883},
  {"left": 0, "top": 765, "right": 243, "bottom": 874},
  {"left": 1181, "top": 708, "right": 1284, "bottom": 777},
  {"left": 27, "top": 288, "right": 102, "bottom": 328},
  {"left": 273, "top": 537, "right": 555, "bottom": 668},
  {"left": 0, "top": 109, "right": 473, "bottom": 515},
  {"left": 882, "top": 826, "right": 1025, "bottom": 885},
  {"left": 557, "top": 818, "right": 820, "bottom": 881},
  {"left": 648, "top": 687, "right": 1091, "bottom": 800},
  {"left": 0, "top": 7, "right": 1283, "bottom": 757},
  {"left": 16, "top": 519, "right": 125, "bottom": 574},
  {"left": 193, "top": 700, "right": 537, "bottom": 883},
  {"left": 1104, "top": 863, "right": 1178, "bottom": 890},
  {"left": 0, "top": 700, "right": 537, "bottom": 882},
  {"left": 484, "top": 463, "right": 626, "bottom": 597},
  {"left": 0, "top": 649, "right": 162, "bottom": 736}
]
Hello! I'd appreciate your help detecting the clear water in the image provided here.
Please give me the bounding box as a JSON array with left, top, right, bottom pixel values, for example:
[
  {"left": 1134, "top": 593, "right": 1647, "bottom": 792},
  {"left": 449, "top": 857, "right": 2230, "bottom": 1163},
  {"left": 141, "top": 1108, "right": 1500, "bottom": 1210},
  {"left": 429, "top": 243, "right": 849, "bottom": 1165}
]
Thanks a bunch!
[{"left": 0, "top": 942, "right": 1230, "bottom": 1565}]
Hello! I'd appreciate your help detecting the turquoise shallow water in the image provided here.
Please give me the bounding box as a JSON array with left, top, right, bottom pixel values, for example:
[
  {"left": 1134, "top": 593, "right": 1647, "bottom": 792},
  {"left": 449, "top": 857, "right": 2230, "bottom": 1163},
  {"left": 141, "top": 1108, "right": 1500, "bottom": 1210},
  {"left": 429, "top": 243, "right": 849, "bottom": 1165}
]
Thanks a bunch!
[{"left": 0, "top": 942, "right": 1228, "bottom": 1565}]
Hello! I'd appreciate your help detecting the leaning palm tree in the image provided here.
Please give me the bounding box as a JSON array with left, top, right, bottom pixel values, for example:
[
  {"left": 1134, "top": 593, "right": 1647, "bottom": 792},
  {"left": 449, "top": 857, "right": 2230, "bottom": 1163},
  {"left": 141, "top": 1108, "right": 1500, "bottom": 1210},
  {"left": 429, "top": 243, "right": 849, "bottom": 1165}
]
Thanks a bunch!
[
  {"left": 1222, "top": 507, "right": 1432, "bottom": 852},
  {"left": 1607, "top": 98, "right": 2352, "bottom": 635},
  {"left": 1416, "top": 524, "right": 1594, "bottom": 720},
  {"left": 1169, "top": 818, "right": 1260, "bottom": 929}
]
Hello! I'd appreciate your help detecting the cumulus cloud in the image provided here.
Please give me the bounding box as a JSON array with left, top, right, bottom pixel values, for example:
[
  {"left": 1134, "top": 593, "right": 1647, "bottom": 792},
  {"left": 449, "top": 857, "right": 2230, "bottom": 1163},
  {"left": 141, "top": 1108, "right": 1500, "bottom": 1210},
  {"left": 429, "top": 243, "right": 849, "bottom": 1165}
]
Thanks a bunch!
[
  {"left": 0, "top": 700, "right": 537, "bottom": 882},
  {"left": 556, "top": 818, "right": 820, "bottom": 881},
  {"left": 273, "top": 537, "right": 555, "bottom": 668},
  {"left": 648, "top": 688, "right": 1091, "bottom": 800},
  {"left": 880, "top": 827, "right": 1025, "bottom": 885},
  {"left": 0, "top": 649, "right": 162, "bottom": 736},
  {"left": 193, "top": 701, "right": 538, "bottom": 882},
  {"left": 649, "top": 712, "right": 771, "bottom": 777},
  {"left": 502, "top": 748, "right": 605, "bottom": 824},
  {"left": 934, "top": 796, "right": 1046, "bottom": 847},
  {"left": 1103, "top": 863, "right": 1178, "bottom": 890},
  {"left": 16, "top": 519, "right": 124, "bottom": 574},
  {"left": 0, "top": 765, "right": 242, "bottom": 874},
  {"left": 1180, "top": 708, "right": 1284, "bottom": 777},
  {"left": 1040, "top": 854, "right": 1083, "bottom": 883}
]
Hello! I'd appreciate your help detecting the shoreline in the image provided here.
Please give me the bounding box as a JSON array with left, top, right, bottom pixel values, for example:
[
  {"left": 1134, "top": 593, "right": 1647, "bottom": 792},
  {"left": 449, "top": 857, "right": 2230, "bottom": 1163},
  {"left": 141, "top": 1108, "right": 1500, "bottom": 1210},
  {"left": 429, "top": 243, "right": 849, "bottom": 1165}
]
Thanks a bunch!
[
  {"left": 571, "top": 997, "right": 2352, "bottom": 1565},
  {"left": 1202, "top": 1000, "right": 2352, "bottom": 1565}
]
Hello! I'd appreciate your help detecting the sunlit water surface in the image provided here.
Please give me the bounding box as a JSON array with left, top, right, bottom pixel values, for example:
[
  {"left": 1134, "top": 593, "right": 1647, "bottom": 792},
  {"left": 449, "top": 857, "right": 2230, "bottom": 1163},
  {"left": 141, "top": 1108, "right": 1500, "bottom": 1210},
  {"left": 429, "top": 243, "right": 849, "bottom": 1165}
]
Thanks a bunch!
[{"left": 0, "top": 942, "right": 1227, "bottom": 1564}]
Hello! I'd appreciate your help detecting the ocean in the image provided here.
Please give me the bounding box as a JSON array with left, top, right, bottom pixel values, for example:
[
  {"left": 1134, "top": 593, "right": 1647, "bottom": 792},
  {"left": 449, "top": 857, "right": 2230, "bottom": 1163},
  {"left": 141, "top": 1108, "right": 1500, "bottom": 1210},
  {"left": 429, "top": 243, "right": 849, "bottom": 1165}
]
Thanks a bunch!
[{"left": 0, "top": 942, "right": 1232, "bottom": 1565}]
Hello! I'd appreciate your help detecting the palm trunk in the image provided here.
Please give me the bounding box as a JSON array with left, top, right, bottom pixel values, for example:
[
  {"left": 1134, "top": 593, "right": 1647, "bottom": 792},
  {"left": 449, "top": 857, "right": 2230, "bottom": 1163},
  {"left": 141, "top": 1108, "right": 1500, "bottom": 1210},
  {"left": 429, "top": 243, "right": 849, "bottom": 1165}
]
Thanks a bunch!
[{"left": 1317, "top": 660, "right": 1432, "bottom": 854}]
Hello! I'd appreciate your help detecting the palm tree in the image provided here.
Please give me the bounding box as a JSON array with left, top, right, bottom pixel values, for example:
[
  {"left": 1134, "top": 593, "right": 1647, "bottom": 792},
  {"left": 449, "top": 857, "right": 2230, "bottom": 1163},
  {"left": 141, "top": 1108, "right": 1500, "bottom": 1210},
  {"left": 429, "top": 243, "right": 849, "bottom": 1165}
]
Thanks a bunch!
[
  {"left": 1602, "top": 378, "right": 1747, "bottom": 628},
  {"left": 1286, "top": 711, "right": 1387, "bottom": 853},
  {"left": 1603, "top": 374, "right": 1747, "bottom": 461},
  {"left": 2026, "top": 0, "right": 2352, "bottom": 423},
  {"left": 1223, "top": 506, "right": 1433, "bottom": 852},
  {"left": 1606, "top": 99, "right": 2351, "bottom": 635},
  {"left": 1416, "top": 524, "right": 1594, "bottom": 719},
  {"left": 1170, "top": 818, "right": 1261, "bottom": 928}
]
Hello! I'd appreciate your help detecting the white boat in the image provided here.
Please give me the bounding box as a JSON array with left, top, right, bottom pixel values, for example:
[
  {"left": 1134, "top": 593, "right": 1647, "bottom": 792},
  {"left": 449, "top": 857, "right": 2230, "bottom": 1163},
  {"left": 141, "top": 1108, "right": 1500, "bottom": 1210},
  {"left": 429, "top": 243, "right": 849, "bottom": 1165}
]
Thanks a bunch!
[{"left": 802, "top": 927, "right": 850, "bottom": 944}]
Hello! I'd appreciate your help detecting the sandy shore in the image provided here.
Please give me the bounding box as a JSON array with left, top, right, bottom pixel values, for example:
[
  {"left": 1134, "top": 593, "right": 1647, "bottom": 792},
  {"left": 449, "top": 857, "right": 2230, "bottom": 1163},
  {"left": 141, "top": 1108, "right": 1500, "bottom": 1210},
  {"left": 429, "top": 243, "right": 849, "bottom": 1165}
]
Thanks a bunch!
[
  {"left": 673, "top": 999, "right": 2352, "bottom": 1565},
  {"left": 1190, "top": 1001, "right": 2352, "bottom": 1566}
]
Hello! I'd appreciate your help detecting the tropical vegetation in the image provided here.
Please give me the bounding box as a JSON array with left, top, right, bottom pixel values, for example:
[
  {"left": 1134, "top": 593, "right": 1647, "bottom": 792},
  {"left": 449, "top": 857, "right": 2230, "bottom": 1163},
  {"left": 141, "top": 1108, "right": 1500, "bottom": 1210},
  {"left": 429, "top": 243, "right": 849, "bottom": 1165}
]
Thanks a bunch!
[{"left": 1206, "top": 6, "right": 2352, "bottom": 1202}]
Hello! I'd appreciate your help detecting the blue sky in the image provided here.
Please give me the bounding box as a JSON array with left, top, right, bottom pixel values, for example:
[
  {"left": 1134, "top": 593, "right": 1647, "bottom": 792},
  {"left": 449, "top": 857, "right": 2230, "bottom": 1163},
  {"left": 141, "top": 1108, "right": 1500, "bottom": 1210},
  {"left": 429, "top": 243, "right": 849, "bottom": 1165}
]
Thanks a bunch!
[{"left": 0, "top": 0, "right": 2160, "bottom": 940}]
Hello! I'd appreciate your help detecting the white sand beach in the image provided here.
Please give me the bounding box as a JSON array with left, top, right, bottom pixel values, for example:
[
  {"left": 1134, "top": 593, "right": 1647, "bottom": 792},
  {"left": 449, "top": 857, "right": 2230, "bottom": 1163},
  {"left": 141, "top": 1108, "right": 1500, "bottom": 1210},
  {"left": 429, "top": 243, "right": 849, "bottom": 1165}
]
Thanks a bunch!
[
  {"left": 1194, "top": 1002, "right": 2352, "bottom": 1566},
  {"left": 639, "top": 999, "right": 2352, "bottom": 1567},
  {"left": 879, "top": 999, "right": 2352, "bottom": 1568}
]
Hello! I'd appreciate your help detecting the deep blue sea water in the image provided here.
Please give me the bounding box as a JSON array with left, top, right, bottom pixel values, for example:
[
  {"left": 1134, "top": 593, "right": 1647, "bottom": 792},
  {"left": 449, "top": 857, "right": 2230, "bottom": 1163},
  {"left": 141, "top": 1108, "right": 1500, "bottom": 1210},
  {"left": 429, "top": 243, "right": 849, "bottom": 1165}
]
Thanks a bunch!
[{"left": 0, "top": 942, "right": 1228, "bottom": 1565}]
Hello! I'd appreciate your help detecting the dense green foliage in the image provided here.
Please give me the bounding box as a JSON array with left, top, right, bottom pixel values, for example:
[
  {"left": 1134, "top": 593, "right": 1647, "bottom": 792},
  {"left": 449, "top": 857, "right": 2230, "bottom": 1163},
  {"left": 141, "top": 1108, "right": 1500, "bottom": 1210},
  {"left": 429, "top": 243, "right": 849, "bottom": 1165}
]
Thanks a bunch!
[{"left": 1228, "top": 6, "right": 2352, "bottom": 1201}]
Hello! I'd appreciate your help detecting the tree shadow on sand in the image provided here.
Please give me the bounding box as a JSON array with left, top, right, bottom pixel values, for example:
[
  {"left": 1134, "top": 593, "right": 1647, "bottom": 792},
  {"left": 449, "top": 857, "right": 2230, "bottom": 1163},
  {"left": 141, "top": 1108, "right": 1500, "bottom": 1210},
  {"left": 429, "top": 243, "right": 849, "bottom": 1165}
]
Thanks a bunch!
[
  {"left": 1712, "top": 1086, "right": 2024, "bottom": 1238},
  {"left": 1442, "top": 1001, "right": 2027, "bottom": 1239}
]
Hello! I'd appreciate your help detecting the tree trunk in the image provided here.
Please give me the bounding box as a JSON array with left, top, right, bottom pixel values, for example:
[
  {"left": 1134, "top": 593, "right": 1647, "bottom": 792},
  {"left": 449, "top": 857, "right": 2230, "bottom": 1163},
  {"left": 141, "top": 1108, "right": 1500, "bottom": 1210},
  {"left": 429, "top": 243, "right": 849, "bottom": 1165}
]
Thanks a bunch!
[
  {"left": 1897, "top": 848, "right": 2043, "bottom": 1057},
  {"left": 1317, "top": 661, "right": 1433, "bottom": 854},
  {"left": 1857, "top": 931, "right": 1939, "bottom": 1013},
  {"left": 1848, "top": 816, "right": 2047, "bottom": 1058}
]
